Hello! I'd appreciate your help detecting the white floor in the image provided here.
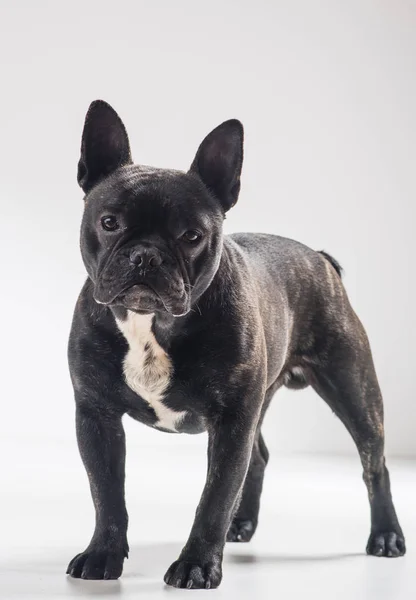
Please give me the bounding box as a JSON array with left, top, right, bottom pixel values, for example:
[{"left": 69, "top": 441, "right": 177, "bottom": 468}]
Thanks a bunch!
[{"left": 1, "top": 438, "right": 415, "bottom": 600}]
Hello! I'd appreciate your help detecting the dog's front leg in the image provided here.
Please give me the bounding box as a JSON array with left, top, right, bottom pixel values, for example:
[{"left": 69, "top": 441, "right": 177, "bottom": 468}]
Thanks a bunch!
[
  {"left": 67, "top": 404, "right": 128, "bottom": 580},
  {"left": 164, "top": 405, "right": 260, "bottom": 589}
]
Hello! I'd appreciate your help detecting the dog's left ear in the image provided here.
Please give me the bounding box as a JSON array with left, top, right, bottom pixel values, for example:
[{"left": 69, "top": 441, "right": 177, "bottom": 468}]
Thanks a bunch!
[
  {"left": 78, "top": 100, "right": 132, "bottom": 193},
  {"left": 189, "top": 119, "right": 244, "bottom": 211}
]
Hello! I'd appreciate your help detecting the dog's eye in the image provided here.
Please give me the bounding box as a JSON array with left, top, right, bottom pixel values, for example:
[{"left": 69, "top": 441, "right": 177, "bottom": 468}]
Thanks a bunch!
[
  {"left": 182, "top": 230, "right": 201, "bottom": 243},
  {"left": 101, "top": 216, "right": 119, "bottom": 232}
]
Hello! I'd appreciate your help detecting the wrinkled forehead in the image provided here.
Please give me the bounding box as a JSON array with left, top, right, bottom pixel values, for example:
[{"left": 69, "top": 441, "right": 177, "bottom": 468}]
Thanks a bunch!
[
  {"left": 85, "top": 164, "right": 222, "bottom": 227},
  {"left": 117, "top": 164, "right": 185, "bottom": 189},
  {"left": 87, "top": 164, "right": 187, "bottom": 204}
]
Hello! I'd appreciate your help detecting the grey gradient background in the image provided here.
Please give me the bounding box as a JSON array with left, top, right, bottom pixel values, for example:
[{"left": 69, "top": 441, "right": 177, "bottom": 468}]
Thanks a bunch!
[{"left": 1, "top": 0, "right": 415, "bottom": 458}]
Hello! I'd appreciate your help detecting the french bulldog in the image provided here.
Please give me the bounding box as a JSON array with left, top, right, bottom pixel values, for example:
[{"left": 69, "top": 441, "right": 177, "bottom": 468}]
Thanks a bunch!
[{"left": 67, "top": 100, "right": 406, "bottom": 589}]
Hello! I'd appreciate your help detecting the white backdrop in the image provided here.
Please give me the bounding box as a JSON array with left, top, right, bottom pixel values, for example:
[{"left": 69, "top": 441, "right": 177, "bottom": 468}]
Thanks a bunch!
[{"left": 1, "top": 0, "right": 415, "bottom": 458}]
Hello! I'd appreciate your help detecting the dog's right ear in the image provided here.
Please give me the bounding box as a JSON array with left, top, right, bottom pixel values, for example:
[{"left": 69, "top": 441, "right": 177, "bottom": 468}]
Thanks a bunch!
[{"left": 77, "top": 100, "right": 132, "bottom": 193}]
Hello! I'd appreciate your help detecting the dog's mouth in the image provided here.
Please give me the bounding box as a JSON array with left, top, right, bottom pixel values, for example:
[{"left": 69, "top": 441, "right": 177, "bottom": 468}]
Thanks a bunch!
[
  {"left": 94, "top": 281, "right": 190, "bottom": 317},
  {"left": 114, "top": 283, "right": 165, "bottom": 314}
]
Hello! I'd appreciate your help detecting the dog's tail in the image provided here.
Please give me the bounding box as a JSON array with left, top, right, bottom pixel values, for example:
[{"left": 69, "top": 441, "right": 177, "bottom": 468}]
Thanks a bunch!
[{"left": 318, "top": 250, "right": 343, "bottom": 278}]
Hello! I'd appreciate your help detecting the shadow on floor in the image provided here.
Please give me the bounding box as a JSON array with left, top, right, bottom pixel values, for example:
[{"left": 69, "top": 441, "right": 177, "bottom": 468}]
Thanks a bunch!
[
  {"left": 226, "top": 551, "right": 364, "bottom": 564},
  {"left": 0, "top": 542, "right": 365, "bottom": 598}
]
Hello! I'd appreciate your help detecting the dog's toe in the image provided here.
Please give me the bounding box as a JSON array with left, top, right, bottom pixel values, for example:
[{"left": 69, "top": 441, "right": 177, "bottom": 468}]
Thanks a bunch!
[
  {"left": 66, "top": 548, "right": 125, "bottom": 579},
  {"left": 164, "top": 557, "right": 222, "bottom": 589},
  {"left": 227, "top": 518, "right": 255, "bottom": 542},
  {"left": 366, "top": 531, "right": 406, "bottom": 557}
]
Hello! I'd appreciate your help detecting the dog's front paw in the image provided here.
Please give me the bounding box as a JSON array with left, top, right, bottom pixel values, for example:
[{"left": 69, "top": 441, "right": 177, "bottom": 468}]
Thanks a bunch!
[
  {"left": 366, "top": 531, "right": 406, "bottom": 557},
  {"left": 227, "top": 518, "right": 256, "bottom": 542},
  {"left": 66, "top": 547, "right": 127, "bottom": 579},
  {"left": 164, "top": 555, "right": 222, "bottom": 589}
]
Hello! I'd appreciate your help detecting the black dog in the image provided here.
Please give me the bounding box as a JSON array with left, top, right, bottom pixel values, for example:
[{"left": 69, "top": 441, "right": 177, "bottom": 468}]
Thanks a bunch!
[{"left": 67, "top": 100, "right": 405, "bottom": 589}]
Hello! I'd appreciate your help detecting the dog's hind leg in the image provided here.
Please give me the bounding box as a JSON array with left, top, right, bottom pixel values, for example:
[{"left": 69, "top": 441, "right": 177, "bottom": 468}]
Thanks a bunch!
[
  {"left": 226, "top": 430, "right": 269, "bottom": 542},
  {"left": 227, "top": 385, "right": 276, "bottom": 543},
  {"left": 310, "top": 317, "right": 406, "bottom": 557}
]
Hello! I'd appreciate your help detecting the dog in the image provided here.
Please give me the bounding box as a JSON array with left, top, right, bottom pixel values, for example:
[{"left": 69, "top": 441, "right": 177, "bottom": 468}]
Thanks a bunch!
[{"left": 67, "top": 100, "right": 406, "bottom": 589}]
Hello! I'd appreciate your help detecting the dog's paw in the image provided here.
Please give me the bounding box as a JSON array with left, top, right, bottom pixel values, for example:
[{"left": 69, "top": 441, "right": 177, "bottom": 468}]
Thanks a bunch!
[
  {"left": 164, "top": 557, "right": 222, "bottom": 589},
  {"left": 227, "top": 518, "right": 255, "bottom": 542},
  {"left": 66, "top": 548, "right": 126, "bottom": 579},
  {"left": 366, "top": 531, "right": 406, "bottom": 557}
]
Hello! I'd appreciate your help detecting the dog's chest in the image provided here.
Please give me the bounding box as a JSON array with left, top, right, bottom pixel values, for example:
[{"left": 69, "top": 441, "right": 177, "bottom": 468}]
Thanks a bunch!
[{"left": 115, "top": 312, "right": 187, "bottom": 431}]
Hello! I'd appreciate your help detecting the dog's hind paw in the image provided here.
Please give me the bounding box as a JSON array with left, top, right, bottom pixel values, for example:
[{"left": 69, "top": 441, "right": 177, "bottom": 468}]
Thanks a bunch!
[
  {"left": 227, "top": 518, "right": 255, "bottom": 542},
  {"left": 366, "top": 531, "right": 406, "bottom": 557}
]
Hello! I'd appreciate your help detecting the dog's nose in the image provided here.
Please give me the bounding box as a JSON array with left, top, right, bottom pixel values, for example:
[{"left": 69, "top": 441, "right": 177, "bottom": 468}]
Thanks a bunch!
[{"left": 129, "top": 246, "right": 162, "bottom": 269}]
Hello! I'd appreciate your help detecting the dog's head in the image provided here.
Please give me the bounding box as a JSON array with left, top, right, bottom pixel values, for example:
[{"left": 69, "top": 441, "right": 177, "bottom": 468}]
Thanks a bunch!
[{"left": 77, "top": 100, "right": 244, "bottom": 317}]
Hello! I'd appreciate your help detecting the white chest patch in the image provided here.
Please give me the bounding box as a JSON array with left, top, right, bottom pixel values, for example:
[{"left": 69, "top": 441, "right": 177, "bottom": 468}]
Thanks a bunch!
[{"left": 115, "top": 312, "right": 187, "bottom": 431}]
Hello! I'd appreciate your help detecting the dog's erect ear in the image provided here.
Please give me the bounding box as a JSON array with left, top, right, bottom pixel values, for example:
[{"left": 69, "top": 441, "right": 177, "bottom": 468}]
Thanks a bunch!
[
  {"left": 189, "top": 119, "right": 244, "bottom": 211},
  {"left": 77, "top": 100, "right": 132, "bottom": 193}
]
